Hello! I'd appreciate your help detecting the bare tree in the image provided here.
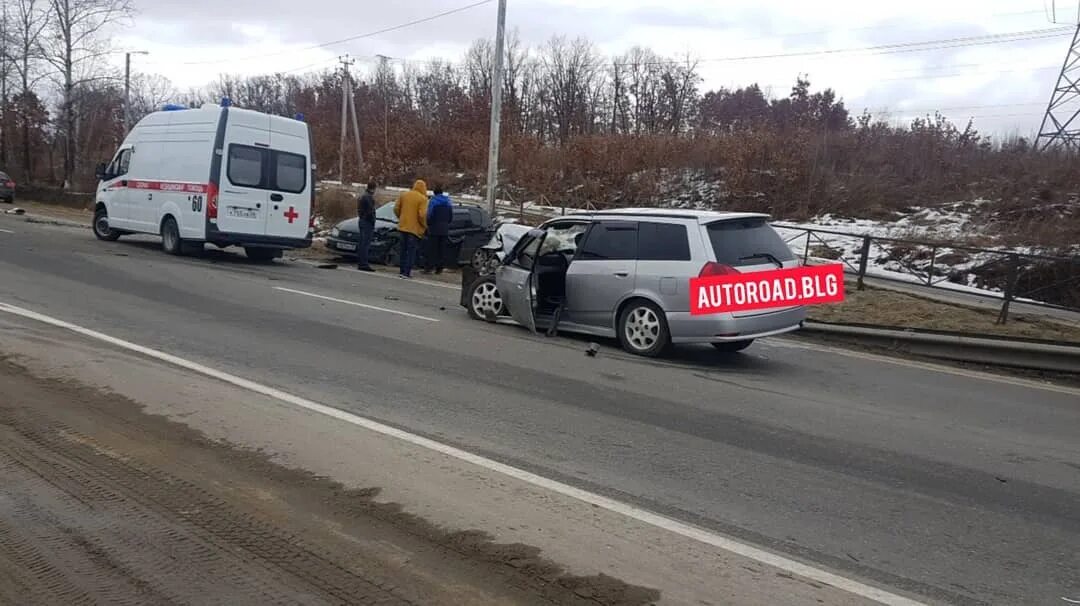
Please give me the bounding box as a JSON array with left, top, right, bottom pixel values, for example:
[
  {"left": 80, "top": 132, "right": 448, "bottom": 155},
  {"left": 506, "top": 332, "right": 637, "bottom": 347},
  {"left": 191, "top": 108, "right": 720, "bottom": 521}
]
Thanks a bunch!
[
  {"left": 541, "top": 36, "right": 604, "bottom": 144},
  {"left": 129, "top": 72, "right": 175, "bottom": 122},
  {"left": 620, "top": 47, "right": 666, "bottom": 134},
  {"left": 8, "top": 0, "right": 52, "bottom": 181},
  {"left": 43, "top": 0, "right": 133, "bottom": 188},
  {"left": 658, "top": 55, "right": 701, "bottom": 134},
  {"left": 1, "top": 2, "right": 14, "bottom": 167},
  {"left": 463, "top": 38, "right": 492, "bottom": 105}
]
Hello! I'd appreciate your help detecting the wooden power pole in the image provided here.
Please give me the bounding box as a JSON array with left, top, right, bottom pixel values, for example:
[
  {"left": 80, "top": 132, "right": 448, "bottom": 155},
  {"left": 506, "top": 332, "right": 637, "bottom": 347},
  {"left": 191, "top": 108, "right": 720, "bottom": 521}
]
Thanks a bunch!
[
  {"left": 347, "top": 67, "right": 363, "bottom": 173},
  {"left": 484, "top": 0, "right": 508, "bottom": 215},
  {"left": 338, "top": 54, "right": 354, "bottom": 183}
]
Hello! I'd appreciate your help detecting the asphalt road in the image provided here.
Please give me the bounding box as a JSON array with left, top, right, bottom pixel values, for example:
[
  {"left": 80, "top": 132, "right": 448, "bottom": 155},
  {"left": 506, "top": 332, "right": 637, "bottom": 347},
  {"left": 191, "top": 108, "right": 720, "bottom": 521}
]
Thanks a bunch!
[{"left": 1, "top": 216, "right": 1078, "bottom": 605}]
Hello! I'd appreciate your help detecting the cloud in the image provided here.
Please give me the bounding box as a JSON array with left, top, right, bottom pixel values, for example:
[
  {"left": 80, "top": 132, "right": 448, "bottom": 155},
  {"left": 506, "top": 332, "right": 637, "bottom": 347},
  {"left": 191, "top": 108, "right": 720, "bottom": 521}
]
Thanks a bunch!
[{"left": 110, "top": 0, "right": 1065, "bottom": 135}]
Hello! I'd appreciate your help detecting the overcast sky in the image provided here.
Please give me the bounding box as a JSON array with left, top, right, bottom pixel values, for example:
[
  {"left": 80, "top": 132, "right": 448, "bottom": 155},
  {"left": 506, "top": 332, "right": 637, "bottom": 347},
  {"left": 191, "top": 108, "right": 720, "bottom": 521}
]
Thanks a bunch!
[{"left": 114, "top": 0, "right": 1079, "bottom": 137}]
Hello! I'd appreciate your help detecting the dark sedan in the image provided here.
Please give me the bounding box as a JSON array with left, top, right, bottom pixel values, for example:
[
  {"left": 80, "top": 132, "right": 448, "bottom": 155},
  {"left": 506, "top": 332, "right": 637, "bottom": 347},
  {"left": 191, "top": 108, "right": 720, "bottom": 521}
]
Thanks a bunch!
[
  {"left": 326, "top": 202, "right": 495, "bottom": 267},
  {"left": 0, "top": 171, "right": 15, "bottom": 203}
]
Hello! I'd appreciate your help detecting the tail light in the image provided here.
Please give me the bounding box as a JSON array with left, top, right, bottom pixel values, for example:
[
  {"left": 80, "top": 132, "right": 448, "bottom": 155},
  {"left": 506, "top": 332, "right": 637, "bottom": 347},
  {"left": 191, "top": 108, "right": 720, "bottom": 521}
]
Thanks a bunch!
[
  {"left": 5, "top": 180, "right": 14, "bottom": 188},
  {"left": 700, "top": 262, "right": 740, "bottom": 277},
  {"left": 206, "top": 183, "right": 219, "bottom": 220}
]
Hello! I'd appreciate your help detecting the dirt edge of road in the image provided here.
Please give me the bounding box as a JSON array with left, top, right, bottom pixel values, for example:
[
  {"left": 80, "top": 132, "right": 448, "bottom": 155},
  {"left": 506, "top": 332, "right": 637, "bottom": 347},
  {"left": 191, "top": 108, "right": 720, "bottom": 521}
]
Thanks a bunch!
[{"left": 0, "top": 355, "right": 660, "bottom": 606}]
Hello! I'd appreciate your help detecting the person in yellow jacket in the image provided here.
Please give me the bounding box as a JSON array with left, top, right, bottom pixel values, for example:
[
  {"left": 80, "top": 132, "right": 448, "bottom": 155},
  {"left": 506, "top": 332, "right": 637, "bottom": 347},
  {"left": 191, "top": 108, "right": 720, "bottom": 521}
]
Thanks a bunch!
[{"left": 393, "top": 179, "right": 429, "bottom": 278}]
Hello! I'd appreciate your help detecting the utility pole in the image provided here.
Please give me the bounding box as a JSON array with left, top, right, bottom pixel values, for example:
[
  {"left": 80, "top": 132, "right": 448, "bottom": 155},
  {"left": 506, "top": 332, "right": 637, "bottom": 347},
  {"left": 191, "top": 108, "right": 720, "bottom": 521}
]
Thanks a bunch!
[
  {"left": 376, "top": 55, "right": 391, "bottom": 169},
  {"left": 1, "top": 1, "right": 8, "bottom": 168},
  {"left": 338, "top": 54, "right": 354, "bottom": 183},
  {"left": 124, "top": 51, "right": 148, "bottom": 132},
  {"left": 1036, "top": 2, "right": 1080, "bottom": 151},
  {"left": 484, "top": 0, "right": 507, "bottom": 215},
  {"left": 348, "top": 70, "right": 363, "bottom": 173},
  {"left": 124, "top": 53, "right": 130, "bottom": 130}
]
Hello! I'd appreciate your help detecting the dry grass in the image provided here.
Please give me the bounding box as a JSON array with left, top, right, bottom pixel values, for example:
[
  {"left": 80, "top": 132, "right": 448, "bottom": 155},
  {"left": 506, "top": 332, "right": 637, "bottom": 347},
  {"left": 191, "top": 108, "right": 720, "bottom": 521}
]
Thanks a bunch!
[
  {"left": 7, "top": 200, "right": 92, "bottom": 223},
  {"left": 809, "top": 287, "right": 1080, "bottom": 343},
  {"left": 315, "top": 189, "right": 356, "bottom": 225}
]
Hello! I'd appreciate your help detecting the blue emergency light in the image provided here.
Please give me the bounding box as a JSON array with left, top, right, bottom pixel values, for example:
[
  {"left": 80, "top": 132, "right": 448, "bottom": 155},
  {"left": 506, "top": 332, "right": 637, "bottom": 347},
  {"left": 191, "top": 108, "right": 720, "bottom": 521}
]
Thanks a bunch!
[
  {"left": 221, "top": 97, "right": 232, "bottom": 107},
  {"left": 295, "top": 113, "right": 305, "bottom": 122},
  {"left": 162, "top": 104, "right": 187, "bottom": 111}
]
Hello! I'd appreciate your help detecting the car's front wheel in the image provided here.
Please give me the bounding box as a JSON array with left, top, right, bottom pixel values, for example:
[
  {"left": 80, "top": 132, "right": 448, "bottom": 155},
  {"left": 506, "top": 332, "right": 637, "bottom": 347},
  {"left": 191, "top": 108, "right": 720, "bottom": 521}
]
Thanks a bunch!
[
  {"left": 467, "top": 277, "right": 504, "bottom": 321},
  {"left": 713, "top": 339, "right": 754, "bottom": 353},
  {"left": 93, "top": 207, "right": 121, "bottom": 241},
  {"left": 617, "top": 300, "right": 671, "bottom": 357}
]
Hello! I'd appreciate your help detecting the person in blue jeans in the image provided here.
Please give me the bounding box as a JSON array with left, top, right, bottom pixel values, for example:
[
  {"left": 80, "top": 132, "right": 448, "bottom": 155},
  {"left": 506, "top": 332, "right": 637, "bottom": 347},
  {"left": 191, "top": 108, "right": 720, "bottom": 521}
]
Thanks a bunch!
[
  {"left": 355, "top": 182, "right": 377, "bottom": 272},
  {"left": 423, "top": 188, "right": 453, "bottom": 274},
  {"left": 394, "top": 180, "right": 428, "bottom": 279}
]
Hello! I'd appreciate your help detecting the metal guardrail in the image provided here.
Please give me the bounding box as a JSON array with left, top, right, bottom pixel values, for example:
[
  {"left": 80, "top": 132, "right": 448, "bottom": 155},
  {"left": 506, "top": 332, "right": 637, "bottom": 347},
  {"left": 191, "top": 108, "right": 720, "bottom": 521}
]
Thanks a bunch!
[
  {"left": 772, "top": 224, "right": 1080, "bottom": 323},
  {"left": 803, "top": 321, "right": 1080, "bottom": 373}
]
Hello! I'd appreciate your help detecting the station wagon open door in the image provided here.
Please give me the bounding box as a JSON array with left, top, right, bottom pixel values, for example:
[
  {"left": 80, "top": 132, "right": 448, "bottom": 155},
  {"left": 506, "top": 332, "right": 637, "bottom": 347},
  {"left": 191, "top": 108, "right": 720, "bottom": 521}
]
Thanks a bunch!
[{"left": 496, "top": 229, "right": 547, "bottom": 333}]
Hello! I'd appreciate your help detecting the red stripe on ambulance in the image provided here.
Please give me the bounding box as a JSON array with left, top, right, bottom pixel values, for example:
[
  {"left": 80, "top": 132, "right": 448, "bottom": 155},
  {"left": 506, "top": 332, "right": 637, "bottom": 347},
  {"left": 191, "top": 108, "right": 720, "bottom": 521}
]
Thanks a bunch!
[{"left": 123, "top": 180, "right": 209, "bottom": 193}]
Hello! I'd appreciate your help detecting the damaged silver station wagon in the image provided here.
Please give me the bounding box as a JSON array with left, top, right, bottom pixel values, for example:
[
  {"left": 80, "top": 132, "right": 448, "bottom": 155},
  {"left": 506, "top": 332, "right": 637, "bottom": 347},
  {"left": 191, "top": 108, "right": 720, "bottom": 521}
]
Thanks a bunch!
[{"left": 463, "top": 209, "right": 806, "bottom": 357}]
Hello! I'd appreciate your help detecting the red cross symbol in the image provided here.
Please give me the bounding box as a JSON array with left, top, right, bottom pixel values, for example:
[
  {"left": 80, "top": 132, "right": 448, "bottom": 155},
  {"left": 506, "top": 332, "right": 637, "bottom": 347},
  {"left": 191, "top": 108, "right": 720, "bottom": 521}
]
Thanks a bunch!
[{"left": 284, "top": 206, "right": 299, "bottom": 224}]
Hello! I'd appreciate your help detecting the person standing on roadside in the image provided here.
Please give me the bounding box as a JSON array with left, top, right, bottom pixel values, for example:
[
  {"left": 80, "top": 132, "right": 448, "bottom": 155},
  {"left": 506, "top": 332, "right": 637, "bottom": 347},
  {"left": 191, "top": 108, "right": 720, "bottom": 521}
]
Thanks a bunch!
[
  {"left": 356, "top": 182, "right": 377, "bottom": 272},
  {"left": 393, "top": 179, "right": 428, "bottom": 279},
  {"left": 423, "top": 188, "right": 453, "bottom": 274}
]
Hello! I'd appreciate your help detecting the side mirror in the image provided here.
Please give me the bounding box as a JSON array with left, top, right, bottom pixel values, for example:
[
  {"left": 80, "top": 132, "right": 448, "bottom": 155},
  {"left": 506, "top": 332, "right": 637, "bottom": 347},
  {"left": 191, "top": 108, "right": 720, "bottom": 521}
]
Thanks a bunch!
[{"left": 95, "top": 163, "right": 109, "bottom": 181}]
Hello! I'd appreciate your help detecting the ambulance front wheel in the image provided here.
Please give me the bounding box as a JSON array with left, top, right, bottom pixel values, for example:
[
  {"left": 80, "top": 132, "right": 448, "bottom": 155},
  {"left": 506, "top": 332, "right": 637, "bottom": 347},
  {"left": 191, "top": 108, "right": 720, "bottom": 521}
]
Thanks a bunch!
[{"left": 93, "top": 206, "right": 121, "bottom": 242}]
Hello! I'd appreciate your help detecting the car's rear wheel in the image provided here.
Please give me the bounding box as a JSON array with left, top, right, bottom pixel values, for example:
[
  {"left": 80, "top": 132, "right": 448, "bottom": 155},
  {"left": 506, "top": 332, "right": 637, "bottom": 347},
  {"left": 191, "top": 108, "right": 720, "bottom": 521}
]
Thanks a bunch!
[
  {"left": 712, "top": 339, "right": 754, "bottom": 353},
  {"left": 467, "top": 277, "right": 504, "bottom": 321},
  {"left": 245, "top": 247, "right": 281, "bottom": 263},
  {"left": 92, "top": 207, "right": 121, "bottom": 241},
  {"left": 161, "top": 217, "right": 183, "bottom": 255},
  {"left": 617, "top": 300, "right": 671, "bottom": 357}
]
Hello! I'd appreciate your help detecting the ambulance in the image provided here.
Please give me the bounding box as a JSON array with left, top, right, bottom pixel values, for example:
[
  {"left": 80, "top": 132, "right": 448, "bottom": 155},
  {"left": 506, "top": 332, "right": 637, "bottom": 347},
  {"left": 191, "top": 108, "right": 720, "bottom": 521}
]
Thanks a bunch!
[{"left": 92, "top": 99, "right": 314, "bottom": 261}]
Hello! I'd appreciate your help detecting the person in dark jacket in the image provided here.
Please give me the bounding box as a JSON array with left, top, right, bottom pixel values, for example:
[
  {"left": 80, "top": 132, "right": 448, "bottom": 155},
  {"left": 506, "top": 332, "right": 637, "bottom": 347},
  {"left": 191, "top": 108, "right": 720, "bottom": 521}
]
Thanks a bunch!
[
  {"left": 356, "top": 182, "right": 377, "bottom": 272},
  {"left": 423, "top": 188, "right": 453, "bottom": 274}
]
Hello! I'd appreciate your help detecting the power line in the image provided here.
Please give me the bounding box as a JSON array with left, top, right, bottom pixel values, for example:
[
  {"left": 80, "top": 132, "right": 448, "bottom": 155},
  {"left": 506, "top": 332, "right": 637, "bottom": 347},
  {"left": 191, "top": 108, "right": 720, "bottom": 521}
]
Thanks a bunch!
[
  {"left": 674, "top": 27, "right": 1073, "bottom": 65},
  {"left": 172, "top": 0, "right": 494, "bottom": 66},
  {"left": 366, "top": 26, "right": 1072, "bottom": 71},
  {"left": 724, "top": 8, "right": 1049, "bottom": 44}
]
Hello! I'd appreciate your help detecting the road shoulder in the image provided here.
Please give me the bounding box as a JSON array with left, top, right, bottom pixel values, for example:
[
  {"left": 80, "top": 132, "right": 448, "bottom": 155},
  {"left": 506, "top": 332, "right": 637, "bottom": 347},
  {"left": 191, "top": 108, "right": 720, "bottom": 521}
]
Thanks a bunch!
[{"left": 0, "top": 313, "right": 886, "bottom": 606}]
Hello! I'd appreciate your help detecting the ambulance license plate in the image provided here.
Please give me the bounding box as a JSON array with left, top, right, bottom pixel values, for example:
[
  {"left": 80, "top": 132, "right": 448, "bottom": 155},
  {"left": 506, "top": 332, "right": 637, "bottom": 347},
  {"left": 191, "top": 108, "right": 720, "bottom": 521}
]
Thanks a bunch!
[{"left": 227, "top": 207, "right": 257, "bottom": 219}]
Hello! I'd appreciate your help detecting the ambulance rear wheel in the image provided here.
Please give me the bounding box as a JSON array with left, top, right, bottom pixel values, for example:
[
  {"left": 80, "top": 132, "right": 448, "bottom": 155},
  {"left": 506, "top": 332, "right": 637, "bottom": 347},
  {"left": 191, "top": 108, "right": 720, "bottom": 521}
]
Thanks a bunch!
[{"left": 161, "top": 217, "right": 182, "bottom": 255}]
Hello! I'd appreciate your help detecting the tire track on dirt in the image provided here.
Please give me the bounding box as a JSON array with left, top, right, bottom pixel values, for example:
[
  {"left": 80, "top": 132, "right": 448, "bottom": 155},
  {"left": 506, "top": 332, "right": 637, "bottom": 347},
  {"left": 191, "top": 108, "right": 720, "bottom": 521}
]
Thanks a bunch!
[
  {"left": 0, "top": 411, "right": 414, "bottom": 605},
  {"left": 0, "top": 354, "right": 659, "bottom": 606}
]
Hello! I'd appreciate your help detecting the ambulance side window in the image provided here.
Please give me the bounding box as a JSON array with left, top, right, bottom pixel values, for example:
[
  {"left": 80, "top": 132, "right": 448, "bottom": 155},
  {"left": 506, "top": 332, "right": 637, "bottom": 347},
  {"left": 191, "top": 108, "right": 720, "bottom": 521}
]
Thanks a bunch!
[
  {"left": 228, "top": 145, "right": 265, "bottom": 188},
  {"left": 109, "top": 148, "right": 131, "bottom": 178},
  {"left": 274, "top": 152, "right": 306, "bottom": 193}
]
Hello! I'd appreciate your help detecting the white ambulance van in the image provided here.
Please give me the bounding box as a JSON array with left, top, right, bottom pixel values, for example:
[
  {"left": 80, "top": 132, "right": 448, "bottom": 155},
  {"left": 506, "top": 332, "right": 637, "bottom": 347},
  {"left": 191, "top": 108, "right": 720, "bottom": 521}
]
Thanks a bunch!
[{"left": 92, "top": 99, "right": 314, "bottom": 261}]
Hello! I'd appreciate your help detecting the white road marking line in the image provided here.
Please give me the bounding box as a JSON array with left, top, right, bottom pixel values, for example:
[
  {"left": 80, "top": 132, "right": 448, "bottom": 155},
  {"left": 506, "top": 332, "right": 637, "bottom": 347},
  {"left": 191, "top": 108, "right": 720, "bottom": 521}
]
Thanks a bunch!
[
  {"left": 0, "top": 228, "right": 14, "bottom": 234},
  {"left": 292, "top": 260, "right": 1079, "bottom": 394},
  {"left": 0, "top": 299, "right": 924, "bottom": 606},
  {"left": 291, "top": 258, "right": 460, "bottom": 290},
  {"left": 273, "top": 286, "right": 440, "bottom": 322},
  {"left": 765, "top": 339, "right": 1080, "bottom": 397}
]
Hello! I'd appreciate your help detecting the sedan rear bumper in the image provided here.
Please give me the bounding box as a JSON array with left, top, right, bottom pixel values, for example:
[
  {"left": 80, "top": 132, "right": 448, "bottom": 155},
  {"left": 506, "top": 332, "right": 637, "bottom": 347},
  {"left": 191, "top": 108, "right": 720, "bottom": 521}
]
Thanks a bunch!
[{"left": 666, "top": 306, "right": 806, "bottom": 343}]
